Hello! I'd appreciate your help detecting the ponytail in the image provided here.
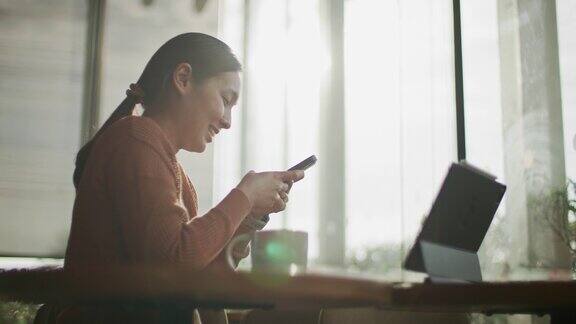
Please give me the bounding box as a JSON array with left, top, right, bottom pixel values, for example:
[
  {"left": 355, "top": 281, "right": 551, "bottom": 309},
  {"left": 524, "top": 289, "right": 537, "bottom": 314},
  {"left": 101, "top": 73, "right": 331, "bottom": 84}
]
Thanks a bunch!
[{"left": 73, "top": 96, "right": 137, "bottom": 189}]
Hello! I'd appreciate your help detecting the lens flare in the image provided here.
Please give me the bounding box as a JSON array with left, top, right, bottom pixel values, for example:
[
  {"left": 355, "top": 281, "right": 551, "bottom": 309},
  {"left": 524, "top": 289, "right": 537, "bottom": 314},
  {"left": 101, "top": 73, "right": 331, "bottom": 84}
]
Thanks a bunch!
[{"left": 265, "top": 241, "right": 291, "bottom": 261}]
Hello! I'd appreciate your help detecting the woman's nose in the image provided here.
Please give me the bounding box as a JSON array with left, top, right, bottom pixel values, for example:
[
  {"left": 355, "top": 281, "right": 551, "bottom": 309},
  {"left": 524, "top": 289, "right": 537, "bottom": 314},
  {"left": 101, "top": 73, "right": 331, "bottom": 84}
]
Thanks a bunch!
[{"left": 220, "top": 119, "right": 231, "bottom": 129}]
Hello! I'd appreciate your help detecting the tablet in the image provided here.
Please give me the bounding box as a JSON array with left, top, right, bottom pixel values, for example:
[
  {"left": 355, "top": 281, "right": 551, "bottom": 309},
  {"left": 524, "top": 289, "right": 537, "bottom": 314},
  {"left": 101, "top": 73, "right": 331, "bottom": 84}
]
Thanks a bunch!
[{"left": 403, "top": 162, "right": 506, "bottom": 274}]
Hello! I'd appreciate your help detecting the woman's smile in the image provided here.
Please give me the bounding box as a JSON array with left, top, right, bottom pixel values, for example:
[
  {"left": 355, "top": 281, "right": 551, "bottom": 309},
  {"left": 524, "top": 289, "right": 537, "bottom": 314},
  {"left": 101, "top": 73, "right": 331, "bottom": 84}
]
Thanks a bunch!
[{"left": 207, "top": 125, "right": 220, "bottom": 142}]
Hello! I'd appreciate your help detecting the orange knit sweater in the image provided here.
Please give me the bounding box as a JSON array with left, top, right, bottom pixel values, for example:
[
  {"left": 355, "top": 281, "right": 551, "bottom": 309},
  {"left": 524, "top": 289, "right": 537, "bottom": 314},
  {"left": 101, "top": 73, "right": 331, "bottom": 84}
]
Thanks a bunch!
[
  {"left": 58, "top": 116, "right": 261, "bottom": 323},
  {"left": 65, "top": 115, "right": 256, "bottom": 270}
]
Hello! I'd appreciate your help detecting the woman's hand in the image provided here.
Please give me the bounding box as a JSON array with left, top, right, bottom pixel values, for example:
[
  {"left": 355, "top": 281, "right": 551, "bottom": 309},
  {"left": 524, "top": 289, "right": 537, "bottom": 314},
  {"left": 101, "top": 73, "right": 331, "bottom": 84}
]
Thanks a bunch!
[{"left": 236, "top": 170, "right": 304, "bottom": 215}]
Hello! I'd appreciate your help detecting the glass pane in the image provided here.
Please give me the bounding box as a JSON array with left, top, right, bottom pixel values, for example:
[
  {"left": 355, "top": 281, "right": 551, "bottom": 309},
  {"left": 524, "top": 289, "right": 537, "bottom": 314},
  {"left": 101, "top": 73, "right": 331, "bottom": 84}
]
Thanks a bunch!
[
  {"left": 344, "top": 0, "right": 456, "bottom": 279},
  {"left": 101, "top": 0, "right": 221, "bottom": 214},
  {"left": 462, "top": 0, "right": 574, "bottom": 281},
  {"left": 0, "top": 0, "right": 87, "bottom": 257}
]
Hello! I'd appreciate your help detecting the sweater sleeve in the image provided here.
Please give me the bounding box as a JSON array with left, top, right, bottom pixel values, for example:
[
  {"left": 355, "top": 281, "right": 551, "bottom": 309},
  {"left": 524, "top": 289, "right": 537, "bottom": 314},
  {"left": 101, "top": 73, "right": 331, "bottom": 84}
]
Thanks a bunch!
[
  {"left": 105, "top": 138, "right": 251, "bottom": 270},
  {"left": 230, "top": 213, "right": 269, "bottom": 259},
  {"left": 205, "top": 213, "right": 270, "bottom": 272}
]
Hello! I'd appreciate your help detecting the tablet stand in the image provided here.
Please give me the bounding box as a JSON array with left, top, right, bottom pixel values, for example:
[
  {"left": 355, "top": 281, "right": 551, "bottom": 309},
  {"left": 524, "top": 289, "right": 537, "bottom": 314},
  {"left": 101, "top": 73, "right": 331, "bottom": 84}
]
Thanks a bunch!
[{"left": 420, "top": 240, "right": 482, "bottom": 283}]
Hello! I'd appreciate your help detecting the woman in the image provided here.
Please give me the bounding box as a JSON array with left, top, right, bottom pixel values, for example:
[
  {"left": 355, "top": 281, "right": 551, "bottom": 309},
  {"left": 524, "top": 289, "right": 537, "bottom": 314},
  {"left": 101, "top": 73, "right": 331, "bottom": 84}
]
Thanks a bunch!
[{"left": 48, "top": 33, "right": 304, "bottom": 323}]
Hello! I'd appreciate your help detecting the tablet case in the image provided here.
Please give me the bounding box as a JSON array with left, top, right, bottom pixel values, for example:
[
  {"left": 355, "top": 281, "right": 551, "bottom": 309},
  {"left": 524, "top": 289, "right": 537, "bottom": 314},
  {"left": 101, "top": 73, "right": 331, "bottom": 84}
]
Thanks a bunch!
[{"left": 403, "top": 162, "right": 506, "bottom": 282}]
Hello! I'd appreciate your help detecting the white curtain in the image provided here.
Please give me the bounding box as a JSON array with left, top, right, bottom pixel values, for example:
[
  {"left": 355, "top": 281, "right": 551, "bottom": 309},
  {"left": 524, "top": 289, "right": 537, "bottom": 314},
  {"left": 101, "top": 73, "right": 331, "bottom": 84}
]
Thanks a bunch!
[
  {"left": 217, "top": 0, "right": 456, "bottom": 276},
  {"left": 216, "top": 0, "right": 322, "bottom": 259},
  {"left": 344, "top": 0, "right": 456, "bottom": 278}
]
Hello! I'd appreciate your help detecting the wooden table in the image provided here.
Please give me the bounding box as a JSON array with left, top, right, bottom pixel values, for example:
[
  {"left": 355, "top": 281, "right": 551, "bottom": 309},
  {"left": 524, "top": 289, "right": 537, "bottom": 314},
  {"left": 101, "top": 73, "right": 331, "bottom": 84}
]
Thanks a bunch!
[{"left": 1, "top": 267, "right": 575, "bottom": 323}]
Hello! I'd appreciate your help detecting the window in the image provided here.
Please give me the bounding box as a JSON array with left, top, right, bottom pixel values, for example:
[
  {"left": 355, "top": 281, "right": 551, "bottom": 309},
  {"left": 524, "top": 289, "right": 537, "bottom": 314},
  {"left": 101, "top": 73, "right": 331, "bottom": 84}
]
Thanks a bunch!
[
  {"left": 220, "top": 0, "right": 457, "bottom": 275},
  {"left": 229, "top": 0, "right": 575, "bottom": 281},
  {"left": 1, "top": 0, "right": 573, "bottom": 282}
]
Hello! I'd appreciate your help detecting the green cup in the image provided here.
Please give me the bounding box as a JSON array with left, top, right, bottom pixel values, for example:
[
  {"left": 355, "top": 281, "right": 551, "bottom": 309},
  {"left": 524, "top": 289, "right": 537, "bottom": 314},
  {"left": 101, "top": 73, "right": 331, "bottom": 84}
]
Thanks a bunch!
[{"left": 226, "top": 230, "right": 308, "bottom": 275}]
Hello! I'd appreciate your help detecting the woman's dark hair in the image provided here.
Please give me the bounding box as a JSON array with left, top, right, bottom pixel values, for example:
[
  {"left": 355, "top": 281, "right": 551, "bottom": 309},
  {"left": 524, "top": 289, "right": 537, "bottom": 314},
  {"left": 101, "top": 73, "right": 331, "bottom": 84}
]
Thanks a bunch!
[{"left": 73, "top": 33, "right": 242, "bottom": 189}]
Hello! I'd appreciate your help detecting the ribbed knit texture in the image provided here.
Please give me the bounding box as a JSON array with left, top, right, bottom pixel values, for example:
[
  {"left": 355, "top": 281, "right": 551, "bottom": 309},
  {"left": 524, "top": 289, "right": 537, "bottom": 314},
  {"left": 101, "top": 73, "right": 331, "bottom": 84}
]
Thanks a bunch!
[
  {"left": 65, "top": 116, "right": 259, "bottom": 271},
  {"left": 58, "top": 116, "right": 265, "bottom": 323}
]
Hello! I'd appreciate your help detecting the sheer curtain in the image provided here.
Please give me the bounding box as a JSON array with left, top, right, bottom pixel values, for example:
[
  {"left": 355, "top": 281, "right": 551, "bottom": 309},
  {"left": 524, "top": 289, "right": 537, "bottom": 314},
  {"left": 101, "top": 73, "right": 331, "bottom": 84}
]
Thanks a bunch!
[
  {"left": 216, "top": 0, "right": 323, "bottom": 261},
  {"left": 344, "top": 0, "right": 456, "bottom": 279},
  {"left": 217, "top": 0, "right": 456, "bottom": 276}
]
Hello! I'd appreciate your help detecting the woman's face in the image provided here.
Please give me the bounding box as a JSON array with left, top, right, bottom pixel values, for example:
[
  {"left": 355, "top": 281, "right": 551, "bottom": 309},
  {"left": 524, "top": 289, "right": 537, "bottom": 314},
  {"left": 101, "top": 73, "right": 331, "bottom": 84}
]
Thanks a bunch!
[{"left": 174, "top": 68, "right": 240, "bottom": 152}]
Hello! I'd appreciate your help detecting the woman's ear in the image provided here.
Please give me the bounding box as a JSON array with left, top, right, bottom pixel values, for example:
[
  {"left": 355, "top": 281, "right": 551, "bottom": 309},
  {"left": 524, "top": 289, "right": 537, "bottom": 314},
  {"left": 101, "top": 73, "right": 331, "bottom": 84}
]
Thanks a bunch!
[{"left": 172, "top": 63, "right": 194, "bottom": 96}]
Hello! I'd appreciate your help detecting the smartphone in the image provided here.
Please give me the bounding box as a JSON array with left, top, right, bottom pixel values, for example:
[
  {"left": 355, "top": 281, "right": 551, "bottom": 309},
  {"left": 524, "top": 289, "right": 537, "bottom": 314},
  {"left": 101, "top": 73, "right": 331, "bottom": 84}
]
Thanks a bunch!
[
  {"left": 287, "top": 155, "right": 317, "bottom": 171},
  {"left": 256, "top": 155, "right": 316, "bottom": 221}
]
